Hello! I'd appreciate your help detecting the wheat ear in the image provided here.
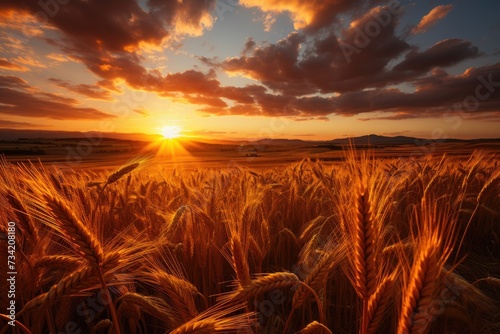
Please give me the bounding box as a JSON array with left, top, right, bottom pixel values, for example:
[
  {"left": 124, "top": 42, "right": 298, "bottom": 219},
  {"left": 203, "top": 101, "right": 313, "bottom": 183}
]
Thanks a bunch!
[
  {"left": 6, "top": 190, "right": 39, "bottom": 244},
  {"left": 106, "top": 162, "right": 140, "bottom": 185},
  {"left": 352, "top": 185, "right": 377, "bottom": 300},
  {"left": 292, "top": 249, "right": 342, "bottom": 310},
  {"left": 36, "top": 255, "right": 82, "bottom": 269},
  {"left": 397, "top": 243, "right": 439, "bottom": 334},
  {"left": 44, "top": 194, "right": 104, "bottom": 269},
  {"left": 91, "top": 319, "right": 112, "bottom": 334},
  {"left": 226, "top": 272, "right": 299, "bottom": 301},
  {"left": 170, "top": 319, "right": 217, "bottom": 334},
  {"left": 367, "top": 273, "right": 396, "bottom": 334},
  {"left": 116, "top": 293, "right": 175, "bottom": 323},
  {"left": 300, "top": 321, "right": 333, "bottom": 334},
  {"left": 231, "top": 235, "right": 251, "bottom": 288}
]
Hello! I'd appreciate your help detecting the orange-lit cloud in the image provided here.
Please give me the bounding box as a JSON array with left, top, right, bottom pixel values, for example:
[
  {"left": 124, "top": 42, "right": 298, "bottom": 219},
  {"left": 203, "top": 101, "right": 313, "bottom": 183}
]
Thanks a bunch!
[
  {"left": 0, "top": 58, "right": 28, "bottom": 71},
  {"left": 240, "top": 0, "right": 357, "bottom": 30},
  {"left": 0, "top": 9, "right": 44, "bottom": 37},
  {"left": 0, "top": 75, "right": 116, "bottom": 120},
  {"left": 45, "top": 53, "right": 70, "bottom": 62},
  {"left": 13, "top": 55, "right": 46, "bottom": 68},
  {"left": 49, "top": 78, "right": 114, "bottom": 101},
  {"left": 412, "top": 4, "right": 453, "bottom": 34}
]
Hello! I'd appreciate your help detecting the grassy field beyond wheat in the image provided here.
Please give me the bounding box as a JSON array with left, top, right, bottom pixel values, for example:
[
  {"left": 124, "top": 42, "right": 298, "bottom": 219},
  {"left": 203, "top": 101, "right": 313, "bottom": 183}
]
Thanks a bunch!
[{"left": 1, "top": 150, "right": 499, "bottom": 334}]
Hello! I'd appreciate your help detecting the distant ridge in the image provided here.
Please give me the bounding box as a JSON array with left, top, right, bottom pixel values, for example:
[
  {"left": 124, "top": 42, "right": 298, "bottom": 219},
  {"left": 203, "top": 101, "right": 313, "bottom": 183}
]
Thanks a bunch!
[
  {"left": 0, "top": 129, "right": 499, "bottom": 145},
  {"left": 0, "top": 129, "right": 158, "bottom": 141},
  {"left": 329, "top": 134, "right": 423, "bottom": 145}
]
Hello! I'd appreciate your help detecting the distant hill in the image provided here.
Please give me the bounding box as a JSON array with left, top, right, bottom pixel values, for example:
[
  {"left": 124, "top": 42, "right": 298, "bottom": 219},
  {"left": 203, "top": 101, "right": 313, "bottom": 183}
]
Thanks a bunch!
[
  {"left": 253, "top": 138, "right": 309, "bottom": 145},
  {"left": 1, "top": 129, "right": 498, "bottom": 146},
  {"left": 328, "top": 134, "right": 423, "bottom": 145},
  {"left": 253, "top": 135, "right": 500, "bottom": 146},
  {"left": 0, "top": 129, "right": 157, "bottom": 141}
]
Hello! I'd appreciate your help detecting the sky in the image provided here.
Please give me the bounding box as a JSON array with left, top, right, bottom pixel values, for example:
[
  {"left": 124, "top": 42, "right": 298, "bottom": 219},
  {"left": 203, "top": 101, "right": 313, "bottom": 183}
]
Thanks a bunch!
[{"left": 0, "top": 0, "right": 499, "bottom": 140}]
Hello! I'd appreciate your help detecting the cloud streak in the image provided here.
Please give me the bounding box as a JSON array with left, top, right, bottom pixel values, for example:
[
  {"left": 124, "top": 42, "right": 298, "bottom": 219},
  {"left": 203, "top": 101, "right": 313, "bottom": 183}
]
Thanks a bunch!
[
  {"left": 0, "top": 75, "right": 116, "bottom": 120},
  {"left": 49, "top": 78, "right": 114, "bottom": 101},
  {"left": 0, "top": 58, "right": 28, "bottom": 71},
  {"left": 412, "top": 4, "right": 453, "bottom": 34}
]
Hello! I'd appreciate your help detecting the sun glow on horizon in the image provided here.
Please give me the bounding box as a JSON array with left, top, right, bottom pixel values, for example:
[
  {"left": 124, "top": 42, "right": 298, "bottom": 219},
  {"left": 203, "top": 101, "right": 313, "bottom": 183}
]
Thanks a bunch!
[{"left": 160, "top": 125, "right": 182, "bottom": 139}]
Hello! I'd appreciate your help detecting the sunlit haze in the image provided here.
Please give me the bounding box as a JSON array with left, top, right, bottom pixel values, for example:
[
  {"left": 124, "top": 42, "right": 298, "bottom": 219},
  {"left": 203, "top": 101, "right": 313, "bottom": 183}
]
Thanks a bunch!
[{"left": 161, "top": 125, "right": 183, "bottom": 139}]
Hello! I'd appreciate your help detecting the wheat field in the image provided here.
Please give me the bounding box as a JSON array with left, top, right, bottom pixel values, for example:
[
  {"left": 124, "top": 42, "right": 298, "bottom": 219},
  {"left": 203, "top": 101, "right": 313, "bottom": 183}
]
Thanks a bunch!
[{"left": 1, "top": 150, "right": 499, "bottom": 334}]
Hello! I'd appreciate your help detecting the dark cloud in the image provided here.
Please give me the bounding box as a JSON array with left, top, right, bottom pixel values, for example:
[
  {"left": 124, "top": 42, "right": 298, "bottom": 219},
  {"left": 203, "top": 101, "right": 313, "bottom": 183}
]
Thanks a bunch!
[
  {"left": 0, "top": 75, "right": 30, "bottom": 89},
  {"left": 49, "top": 78, "right": 114, "bottom": 101},
  {"left": 221, "top": 5, "right": 412, "bottom": 96},
  {"left": 0, "top": 0, "right": 217, "bottom": 103},
  {"left": 332, "top": 62, "right": 500, "bottom": 117},
  {"left": 394, "top": 39, "right": 480, "bottom": 73},
  {"left": 0, "top": 75, "right": 116, "bottom": 120}
]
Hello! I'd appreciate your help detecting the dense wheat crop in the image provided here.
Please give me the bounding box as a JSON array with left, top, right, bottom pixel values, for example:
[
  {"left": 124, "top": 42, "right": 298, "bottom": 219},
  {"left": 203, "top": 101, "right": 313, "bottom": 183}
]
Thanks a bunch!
[{"left": 1, "top": 150, "right": 499, "bottom": 334}]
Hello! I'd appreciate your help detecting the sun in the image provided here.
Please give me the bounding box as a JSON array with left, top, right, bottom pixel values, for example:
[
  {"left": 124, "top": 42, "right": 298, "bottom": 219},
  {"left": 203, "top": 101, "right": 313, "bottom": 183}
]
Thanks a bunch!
[{"left": 160, "top": 125, "right": 182, "bottom": 139}]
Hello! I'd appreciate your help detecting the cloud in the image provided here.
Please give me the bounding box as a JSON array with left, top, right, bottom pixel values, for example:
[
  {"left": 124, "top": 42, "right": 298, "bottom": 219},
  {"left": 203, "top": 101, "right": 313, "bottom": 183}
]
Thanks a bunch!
[
  {"left": 132, "top": 108, "right": 150, "bottom": 117},
  {"left": 0, "top": 75, "right": 116, "bottom": 120},
  {"left": 0, "top": 0, "right": 496, "bottom": 124},
  {"left": 49, "top": 78, "right": 114, "bottom": 101},
  {"left": 0, "top": 9, "right": 44, "bottom": 37},
  {"left": 45, "top": 53, "right": 70, "bottom": 62},
  {"left": 0, "top": 0, "right": 218, "bottom": 100},
  {"left": 12, "top": 55, "right": 46, "bottom": 68},
  {"left": 222, "top": 5, "right": 410, "bottom": 95},
  {"left": 394, "top": 39, "right": 480, "bottom": 73},
  {"left": 0, "top": 75, "right": 30, "bottom": 89},
  {"left": 0, "top": 58, "right": 28, "bottom": 71},
  {"left": 239, "top": 0, "right": 378, "bottom": 31},
  {"left": 0, "top": 119, "right": 46, "bottom": 128},
  {"left": 412, "top": 4, "right": 453, "bottom": 34},
  {"left": 332, "top": 62, "right": 500, "bottom": 117}
]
